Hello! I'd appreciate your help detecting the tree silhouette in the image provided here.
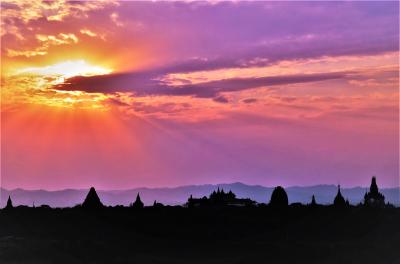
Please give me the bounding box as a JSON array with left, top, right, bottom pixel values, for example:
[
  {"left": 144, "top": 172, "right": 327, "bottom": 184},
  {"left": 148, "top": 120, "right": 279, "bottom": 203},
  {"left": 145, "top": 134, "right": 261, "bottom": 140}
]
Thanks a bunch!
[{"left": 269, "top": 186, "right": 288, "bottom": 208}]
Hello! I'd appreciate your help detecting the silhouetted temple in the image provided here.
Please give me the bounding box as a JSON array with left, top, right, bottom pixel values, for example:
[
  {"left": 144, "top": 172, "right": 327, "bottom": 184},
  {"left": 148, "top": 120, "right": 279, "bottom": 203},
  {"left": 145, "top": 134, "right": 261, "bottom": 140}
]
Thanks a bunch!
[
  {"left": 309, "top": 195, "right": 317, "bottom": 207},
  {"left": 364, "top": 176, "right": 385, "bottom": 207},
  {"left": 82, "top": 187, "right": 104, "bottom": 209},
  {"left": 131, "top": 193, "right": 144, "bottom": 209},
  {"left": 4, "top": 196, "right": 13, "bottom": 210},
  {"left": 187, "top": 188, "right": 255, "bottom": 207},
  {"left": 333, "top": 185, "right": 347, "bottom": 207},
  {"left": 269, "top": 186, "right": 288, "bottom": 208}
]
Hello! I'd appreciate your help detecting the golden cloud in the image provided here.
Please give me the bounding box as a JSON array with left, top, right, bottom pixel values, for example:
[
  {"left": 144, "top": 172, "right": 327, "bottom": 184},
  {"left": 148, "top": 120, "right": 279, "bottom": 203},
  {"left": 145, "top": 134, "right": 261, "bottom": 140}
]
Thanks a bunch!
[
  {"left": 36, "top": 33, "right": 78, "bottom": 45},
  {"left": 7, "top": 33, "right": 79, "bottom": 57},
  {"left": 80, "top": 29, "right": 97, "bottom": 37},
  {"left": 1, "top": 0, "right": 118, "bottom": 38},
  {"left": 7, "top": 48, "right": 48, "bottom": 57}
]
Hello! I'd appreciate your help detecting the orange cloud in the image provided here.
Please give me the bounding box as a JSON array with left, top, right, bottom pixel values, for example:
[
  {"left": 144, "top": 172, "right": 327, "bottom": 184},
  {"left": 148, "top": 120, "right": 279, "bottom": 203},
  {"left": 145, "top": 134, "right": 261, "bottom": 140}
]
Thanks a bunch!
[
  {"left": 80, "top": 29, "right": 97, "bottom": 38},
  {"left": 1, "top": 0, "right": 117, "bottom": 38},
  {"left": 7, "top": 48, "right": 48, "bottom": 57},
  {"left": 36, "top": 33, "right": 78, "bottom": 45},
  {"left": 36, "top": 33, "right": 79, "bottom": 46},
  {"left": 7, "top": 33, "right": 79, "bottom": 58}
]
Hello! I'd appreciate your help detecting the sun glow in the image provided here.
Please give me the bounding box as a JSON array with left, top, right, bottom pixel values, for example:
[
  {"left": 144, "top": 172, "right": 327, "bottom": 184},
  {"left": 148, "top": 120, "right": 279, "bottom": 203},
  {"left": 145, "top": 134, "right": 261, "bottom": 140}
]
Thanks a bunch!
[
  {"left": 15, "top": 60, "right": 112, "bottom": 79},
  {"left": 2, "top": 60, "right": 114, "bottom": 109}
]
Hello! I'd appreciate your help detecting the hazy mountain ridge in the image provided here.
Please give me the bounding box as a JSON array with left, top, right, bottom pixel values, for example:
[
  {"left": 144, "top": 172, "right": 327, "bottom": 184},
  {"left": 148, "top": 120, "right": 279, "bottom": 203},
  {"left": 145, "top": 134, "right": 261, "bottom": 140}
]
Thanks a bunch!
[{"left": 1, "top": 183, "right": 399, "bottom": 207}]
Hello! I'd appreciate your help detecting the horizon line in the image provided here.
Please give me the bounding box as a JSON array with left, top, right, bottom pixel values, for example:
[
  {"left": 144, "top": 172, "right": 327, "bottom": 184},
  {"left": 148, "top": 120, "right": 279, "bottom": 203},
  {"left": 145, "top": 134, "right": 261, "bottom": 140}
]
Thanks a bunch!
[{"left": 1, "top": 181, "right": 400, "bottom": 192}]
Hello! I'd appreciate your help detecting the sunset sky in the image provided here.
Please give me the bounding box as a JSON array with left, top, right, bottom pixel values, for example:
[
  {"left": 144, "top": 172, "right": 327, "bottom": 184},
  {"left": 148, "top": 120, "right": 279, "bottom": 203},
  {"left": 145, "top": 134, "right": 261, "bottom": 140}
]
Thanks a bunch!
[{"left": 1, "top": 1, "right": 399, "bottom": 190}]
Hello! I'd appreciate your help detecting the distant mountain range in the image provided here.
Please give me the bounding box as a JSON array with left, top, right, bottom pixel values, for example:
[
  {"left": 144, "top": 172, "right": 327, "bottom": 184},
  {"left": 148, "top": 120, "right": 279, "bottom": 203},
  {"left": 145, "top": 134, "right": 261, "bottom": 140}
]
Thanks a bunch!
[{"left": 1, "top": 183, "right": 399, "bottom": 208}]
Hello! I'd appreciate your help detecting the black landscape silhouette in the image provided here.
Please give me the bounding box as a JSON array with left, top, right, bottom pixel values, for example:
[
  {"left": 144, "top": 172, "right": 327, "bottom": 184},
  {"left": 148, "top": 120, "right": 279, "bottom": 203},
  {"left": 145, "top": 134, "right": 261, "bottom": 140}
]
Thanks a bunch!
[
  {"left": 2, "top": 182, "right": 399, "bottom": 208},
  {"left": 0, "top": 176, "right": 399, "bottom": 264}
]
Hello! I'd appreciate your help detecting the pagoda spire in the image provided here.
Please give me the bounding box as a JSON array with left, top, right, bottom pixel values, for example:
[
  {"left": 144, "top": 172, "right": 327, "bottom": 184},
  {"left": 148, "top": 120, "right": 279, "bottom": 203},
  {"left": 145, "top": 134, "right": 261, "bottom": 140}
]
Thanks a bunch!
[
  {"left": 370, "top": 176, "right": 379, "bottom": 195},
  {"left": 364, "top": 176, "right": 385, "bottom": 207},
  {"left": 333, "top": 185, "right": 346, "bottom": 207},
  {"left": 132, "top": 193, "right": 144, "bottom": 209},
  {"left": 310, "top": 195, "right": 317, "bottom": 206},
  {"left": 5, "top": 195, "right": 13, "bottom": 210}
]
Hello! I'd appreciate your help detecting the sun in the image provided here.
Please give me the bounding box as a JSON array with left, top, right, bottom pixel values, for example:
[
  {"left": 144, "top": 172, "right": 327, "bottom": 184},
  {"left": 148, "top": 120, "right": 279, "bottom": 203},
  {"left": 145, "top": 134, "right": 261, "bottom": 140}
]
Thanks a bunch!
[{"left": 15, "top": 59, "right": 112, "bottom": 79}]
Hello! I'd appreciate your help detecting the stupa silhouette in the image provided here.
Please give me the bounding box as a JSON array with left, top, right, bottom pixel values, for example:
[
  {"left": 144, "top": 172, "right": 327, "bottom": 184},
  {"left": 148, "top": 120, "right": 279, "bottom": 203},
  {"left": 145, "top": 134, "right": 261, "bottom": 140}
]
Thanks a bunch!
[
  {"left": 364, "top": 176, "right": 385, "bottom": 207},
  {"left": 269, "top": 186, "right": 288, "bottom": 208},
  {"left": 333, "top": 185, "right": 346, "bottom": 207},
  {"left": 310, "top": 195, "right": 317, "bottom": 207},
  {"left": 82, "top": 187, "right": 104, "bottom": 209},
  {"left": 4, "top": 196, "right": 13, "bottom": 210},
  {"left": 131, "top": 193, "right": 144, "bottom": 209}
]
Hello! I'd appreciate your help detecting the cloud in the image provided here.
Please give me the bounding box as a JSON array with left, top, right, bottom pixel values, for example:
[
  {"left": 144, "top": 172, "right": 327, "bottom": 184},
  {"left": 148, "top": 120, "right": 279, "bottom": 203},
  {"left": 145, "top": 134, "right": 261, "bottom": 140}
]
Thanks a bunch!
[
  {"left": 110, "top": 12, "right": 124, "bottom": 27},
  {"left": 56, "top": 68, "right": 350, "bottom": 99},
  {"left": 80, "top": 29, "right": 97, "bottom": 37},
  {"left": 213, "top": 96, "right": 229, "bottom": 104},
  {"left": 36, "top": 33, "right": 78, "bottom": 45},
  {"left": 1, "top": 0, "right": 116, "bottom": 23},
  {"left": 130, "top": 102, "right": 192, "bottom": 115},
  {"left": 1, "top": 0, "right": 117, "bottom": 39},
  {"left": 276, "top": 96, "right": 297, "bottom": 103},
  {"left": 7, "top": 48, "right": 47, "bottom": 57},
  {"left": 2, "top": 1, "right": 398, "bottom": 67},
  {"left": 102, "top": 1, "right": 398, "bottom": 73},
  {"left": 242, "top": 98, "right": 258, "bottom": 104},
  {"left": 7, "top": 33, "right": 79, "bottom": 57}
]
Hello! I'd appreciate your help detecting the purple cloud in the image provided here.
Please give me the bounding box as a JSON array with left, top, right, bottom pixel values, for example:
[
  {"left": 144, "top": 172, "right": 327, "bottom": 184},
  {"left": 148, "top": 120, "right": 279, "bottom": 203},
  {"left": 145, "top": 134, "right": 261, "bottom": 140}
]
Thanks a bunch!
[
  {"left": 242, "top": 98, "right": 258, "bottom": 104},
  {"left": 112, "top": 1, "right": 398, "bottom": 68},
  {"left": 213, "top": 95, "right": 229, "bottom": 104},
  {"left": 56, "top": 68, "right": 351, "bottom": 98}
]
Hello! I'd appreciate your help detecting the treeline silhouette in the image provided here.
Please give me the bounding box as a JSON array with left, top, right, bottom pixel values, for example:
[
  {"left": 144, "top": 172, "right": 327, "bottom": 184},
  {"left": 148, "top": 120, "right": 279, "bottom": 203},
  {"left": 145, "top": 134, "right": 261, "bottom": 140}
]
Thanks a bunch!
[{"left": 2, "top": 176, "right": 392, "bottom": 210}]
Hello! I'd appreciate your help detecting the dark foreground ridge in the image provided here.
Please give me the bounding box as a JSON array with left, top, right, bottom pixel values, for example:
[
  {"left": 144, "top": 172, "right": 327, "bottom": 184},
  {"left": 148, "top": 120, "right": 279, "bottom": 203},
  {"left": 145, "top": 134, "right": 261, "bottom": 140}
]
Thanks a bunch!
[{"left": 0, "top": 177, "right": 399, "bottom": 264}]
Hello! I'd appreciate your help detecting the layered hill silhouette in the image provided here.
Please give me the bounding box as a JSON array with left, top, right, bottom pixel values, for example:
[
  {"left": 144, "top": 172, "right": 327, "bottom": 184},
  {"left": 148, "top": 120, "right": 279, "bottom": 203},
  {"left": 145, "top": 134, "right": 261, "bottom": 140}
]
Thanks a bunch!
[{"left": 1, "top": 182, "right": 399, "bottom": 207}]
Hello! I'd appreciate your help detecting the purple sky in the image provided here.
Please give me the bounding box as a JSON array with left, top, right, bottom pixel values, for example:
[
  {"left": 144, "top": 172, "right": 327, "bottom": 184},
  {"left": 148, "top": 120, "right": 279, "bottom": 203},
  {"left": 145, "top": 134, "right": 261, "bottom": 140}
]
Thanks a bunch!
[{"left": 1, "top": 1, "right": 399, "bottom": 189}]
